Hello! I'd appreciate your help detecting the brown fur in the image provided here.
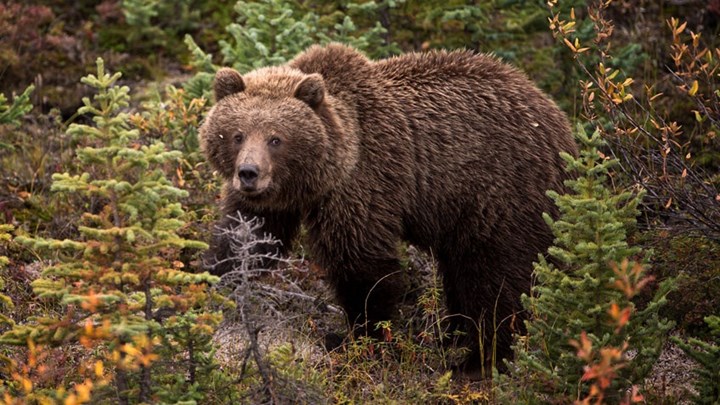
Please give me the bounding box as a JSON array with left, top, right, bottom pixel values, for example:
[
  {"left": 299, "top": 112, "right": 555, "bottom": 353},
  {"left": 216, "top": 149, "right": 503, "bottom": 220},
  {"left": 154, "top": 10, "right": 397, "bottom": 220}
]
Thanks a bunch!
[{"left": 201, "top": 44, "right": 577, "bottom": 370}]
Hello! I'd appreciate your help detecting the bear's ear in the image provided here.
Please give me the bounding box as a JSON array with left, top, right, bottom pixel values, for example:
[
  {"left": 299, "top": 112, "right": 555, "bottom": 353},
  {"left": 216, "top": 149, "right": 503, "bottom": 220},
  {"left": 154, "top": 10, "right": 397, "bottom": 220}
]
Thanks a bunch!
[
  {"left": 294, "top": 74, "right": 325, "bottom": 108},
  {"left": 214, "top": 68, "right": 245, "bottom": 101}
]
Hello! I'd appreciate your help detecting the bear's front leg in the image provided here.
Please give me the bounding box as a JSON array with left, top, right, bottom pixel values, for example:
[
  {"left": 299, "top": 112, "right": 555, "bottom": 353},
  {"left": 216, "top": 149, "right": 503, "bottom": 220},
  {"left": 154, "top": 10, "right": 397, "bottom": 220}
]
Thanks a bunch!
[
  {"left": 317, "top": 244, "right": 409, "bottom": 337},
  {"left": 306, "top": 198, "right": 410, "bottom": 337}
]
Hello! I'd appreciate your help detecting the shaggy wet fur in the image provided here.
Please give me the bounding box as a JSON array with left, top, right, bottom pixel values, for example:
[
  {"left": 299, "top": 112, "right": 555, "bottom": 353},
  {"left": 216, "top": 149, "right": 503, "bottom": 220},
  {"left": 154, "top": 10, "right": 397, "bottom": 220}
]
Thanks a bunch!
[{"left": 201, "top": 44, "right": 577, "bottom": 371}]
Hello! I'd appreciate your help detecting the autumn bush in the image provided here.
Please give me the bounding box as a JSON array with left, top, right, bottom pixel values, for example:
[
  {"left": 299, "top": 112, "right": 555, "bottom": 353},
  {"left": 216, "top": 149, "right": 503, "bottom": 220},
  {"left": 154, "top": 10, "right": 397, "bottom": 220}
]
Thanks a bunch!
[
  {"left": 495, "top": 1, "right": 718, "bottom": 403},
  {"left": 545, "top": 0, "right": 720, "bottom": 332}
]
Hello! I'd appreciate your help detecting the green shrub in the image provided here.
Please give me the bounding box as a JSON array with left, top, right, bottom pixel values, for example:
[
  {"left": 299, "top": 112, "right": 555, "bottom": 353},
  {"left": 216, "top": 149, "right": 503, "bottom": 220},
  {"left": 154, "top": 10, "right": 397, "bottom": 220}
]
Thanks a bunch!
[
  {"left": 182, "top": 0, "right": 396, "bottom": 100},
  {"left": 0, "top": 85, "right": 33, "bottom": 129},
  {"left": 497, "top": 127, "right": 673, "bottom": 404},
  {"left": 1, "top": 58, "right": 233, "bottom": 403},
  {"left": 673, "top": 316, "right": 720, "bottom": 404}
]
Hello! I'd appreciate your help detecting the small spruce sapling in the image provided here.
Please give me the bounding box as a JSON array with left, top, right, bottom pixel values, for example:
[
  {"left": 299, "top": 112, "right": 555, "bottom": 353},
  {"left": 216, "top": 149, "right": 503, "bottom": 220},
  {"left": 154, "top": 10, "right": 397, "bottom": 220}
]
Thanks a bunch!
[
  {"left": 130, "top": 84, "right": 210, "bottom": 199},
  {"left": 0, "top": 85, "right": 34, "bottom": 150},
  {"left": 3, "top": 58, "right": 227, "bottom": 403},
  {"left": 0, "top": 85, "right": 34, "bottom": 128},
  {"left": 673, "top": 316, "right": 720, "bottom": 404},
  {"left": 498, "top": 126, "right": 673, "bottom": 403}
]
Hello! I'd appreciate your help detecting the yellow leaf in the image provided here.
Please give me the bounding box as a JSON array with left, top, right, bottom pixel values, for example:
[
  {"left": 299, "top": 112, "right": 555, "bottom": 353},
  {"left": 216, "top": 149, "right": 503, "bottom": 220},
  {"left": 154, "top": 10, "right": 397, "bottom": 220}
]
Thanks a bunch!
[
  {"left": 676, "top": 21, "right": 687, "bottom": 35},
  {"left": 123, "top": 343, "right": 140, "bottom": 357},
  {"left": 563, "top": 21, "right": 576, "bottom": 31},
  {"left": 94, "top": 360, "right": 104, "bottom": 377},
  {"left": 688, "top": 80, "right": 699, "bottom": 96},
  {"left": 691, "top": 32, "right": 701, "bottom": 47},
  {"left": 176, "top": 166, "right": 185, "bottom": 187},
  {"left": 76, "top": 380, "right": 93, "bottom": 402},
  {"left": 65, "top": 394, "right": 78, "bottom": 405},
  {"left": 563, "top": 37, "right": 576, "bottom": 52},
  {"left": 21, "top": 376, "right": 32, "bottom": 393},
  {"left": 84, "top": 319, "right": 94, "bottom": 336},
  {"left": 682, "top": 168, "right": 687, "bottom": 178}
]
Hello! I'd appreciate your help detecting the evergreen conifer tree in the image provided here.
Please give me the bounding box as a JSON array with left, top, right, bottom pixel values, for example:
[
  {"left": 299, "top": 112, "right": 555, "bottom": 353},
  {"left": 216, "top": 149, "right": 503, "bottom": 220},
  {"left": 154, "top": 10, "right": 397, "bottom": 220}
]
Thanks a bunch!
[
  {"left": 0, "top": 85, "right": 34, "bottom": 127},
  {"left": 673, "top": 316, "right": 720, "bottom": 404},
  {"left": 182, "top": 0, "right": 394, "bottom": 100},
  {"left": 498, "top": 127, "right": 673, "bottom": 403},
  {"left": 0, "top": 85, "right": 34, "bottom": 151},
  {"left": 0, "top": 84, "right": 32, "bottom": 367},
  {"left": 220, "top": 0, "right": 317, "bottom": 72},
  {"left": 2, "top": 59, "right": 229, "bottom": 403}
]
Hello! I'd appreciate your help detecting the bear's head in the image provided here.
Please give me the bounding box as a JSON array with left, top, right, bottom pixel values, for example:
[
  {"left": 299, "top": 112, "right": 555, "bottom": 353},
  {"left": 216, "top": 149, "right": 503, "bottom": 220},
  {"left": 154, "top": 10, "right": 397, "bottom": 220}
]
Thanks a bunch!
[{"left": 200, "top": 66, "right": 356, "bottom": 211}]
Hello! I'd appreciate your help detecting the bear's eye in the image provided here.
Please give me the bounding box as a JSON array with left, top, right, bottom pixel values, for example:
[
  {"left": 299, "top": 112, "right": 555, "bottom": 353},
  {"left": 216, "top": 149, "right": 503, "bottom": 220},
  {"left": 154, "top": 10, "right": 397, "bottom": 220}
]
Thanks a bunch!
[
  {"left": 268, "top": 137, "right": 282, "bottom": 147},
  {"left": 233, "top": 132, "right": 244, "bottom": 143}
]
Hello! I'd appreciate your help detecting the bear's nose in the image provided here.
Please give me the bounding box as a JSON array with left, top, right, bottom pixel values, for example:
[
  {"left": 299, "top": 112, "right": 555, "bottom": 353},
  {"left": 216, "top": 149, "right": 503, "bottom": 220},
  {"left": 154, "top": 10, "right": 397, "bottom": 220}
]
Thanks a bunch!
[{"left": 238, "top": 164, "right": 259, "bottom": 188}]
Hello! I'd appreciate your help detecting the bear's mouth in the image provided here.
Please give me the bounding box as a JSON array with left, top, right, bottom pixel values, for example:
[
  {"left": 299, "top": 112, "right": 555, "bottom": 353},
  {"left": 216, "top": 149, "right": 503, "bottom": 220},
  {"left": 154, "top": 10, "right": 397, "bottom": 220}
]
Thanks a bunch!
[
  {"left": 242, "top": 188, "right": 266, "bottom": 197},
  {"left": 232, "top": 176, "right": 272, "bottom": 198},
  {"left": 239, "top": 182, "right": 258, "bottom": 193},
  {"left": 239, "top": 185, "right": 272, "bottom": 201}
]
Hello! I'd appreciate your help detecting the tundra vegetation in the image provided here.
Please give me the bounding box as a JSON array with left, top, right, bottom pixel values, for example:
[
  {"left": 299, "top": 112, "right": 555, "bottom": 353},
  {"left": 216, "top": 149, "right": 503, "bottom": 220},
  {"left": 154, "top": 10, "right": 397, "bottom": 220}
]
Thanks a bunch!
[{"left": 0, "top": 0, "right": 718, "bottom": 403}]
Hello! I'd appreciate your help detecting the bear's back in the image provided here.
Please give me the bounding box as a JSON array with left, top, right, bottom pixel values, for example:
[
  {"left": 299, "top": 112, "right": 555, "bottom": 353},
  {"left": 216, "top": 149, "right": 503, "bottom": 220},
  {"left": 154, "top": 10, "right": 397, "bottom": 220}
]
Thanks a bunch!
[
  {"left": 371, "top": 50, "right": 576, "bottom": 249},
  {"left": 373, "top": 50, "right": 516, "bottom": 87}
]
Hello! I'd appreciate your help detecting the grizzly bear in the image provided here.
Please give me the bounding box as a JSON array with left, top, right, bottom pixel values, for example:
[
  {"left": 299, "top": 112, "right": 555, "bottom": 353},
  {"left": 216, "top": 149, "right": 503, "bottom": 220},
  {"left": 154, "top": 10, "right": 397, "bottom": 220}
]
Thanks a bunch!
[{"left": 200, "top": 44, "right": 577, "bottom": 371}]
